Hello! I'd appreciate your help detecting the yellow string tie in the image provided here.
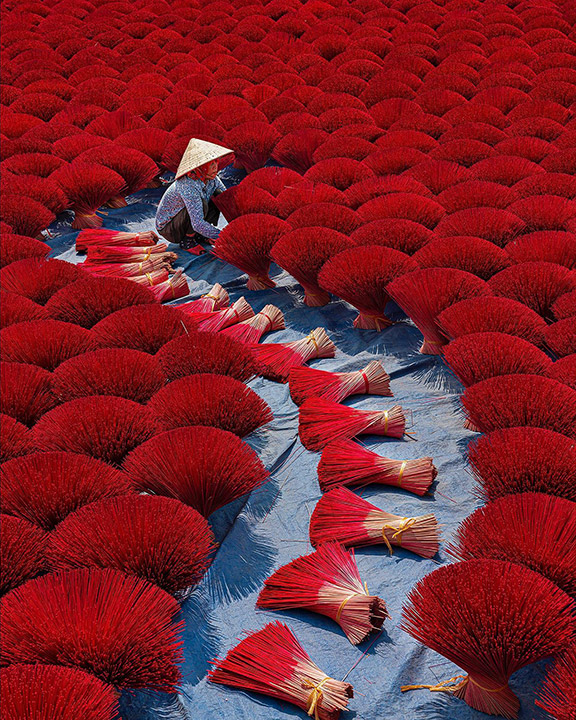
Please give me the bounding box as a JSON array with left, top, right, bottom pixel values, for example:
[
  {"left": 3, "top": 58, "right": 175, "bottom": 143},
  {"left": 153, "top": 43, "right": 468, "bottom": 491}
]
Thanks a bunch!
[
  {"left": 402, "top": 675, "right": 508, "bottom": 694},
  {"left": 306, "top": 331, "right": 319, "bottom": 353},
  {"left": 304, "top": 676, "right": 330, "bottom": 720},
  {"left": 203, "top": 292, "right": 218, "bottom": 302},
  {"left": 145, "top": 273, "right": 154, "bottom": 286},
  {"left": 381, "top": 517, "right": 416, "bottom": 555},
  {"left": 335, "top": 582, "right": 370, "bottom": 622},
  {"left": 383, "top": 411, "right": 389, "bottom": 434},
  {"left": 143, "top": 248, "right": 152, "bottom": 261},
  {"left": 397, "top": 461, "right": 407, "bottom": 487}
]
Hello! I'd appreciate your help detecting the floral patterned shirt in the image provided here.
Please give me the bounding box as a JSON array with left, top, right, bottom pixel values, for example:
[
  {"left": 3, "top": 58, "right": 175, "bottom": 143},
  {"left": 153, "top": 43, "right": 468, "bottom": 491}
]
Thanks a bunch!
[{"left": 155, "top": 175, "right": 226, "bottom": 239}]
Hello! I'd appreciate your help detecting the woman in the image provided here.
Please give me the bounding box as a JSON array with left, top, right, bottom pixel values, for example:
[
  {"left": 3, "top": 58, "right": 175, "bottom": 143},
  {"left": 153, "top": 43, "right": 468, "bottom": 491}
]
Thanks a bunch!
[{"left": 155, "top": 138, "right": 233, "bottom": 254}]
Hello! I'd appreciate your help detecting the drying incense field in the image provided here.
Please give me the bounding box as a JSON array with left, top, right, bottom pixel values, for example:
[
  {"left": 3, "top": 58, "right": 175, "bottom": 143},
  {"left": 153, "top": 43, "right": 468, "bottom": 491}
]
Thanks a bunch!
[{"left": 1, "top": 1, "right": 575, "bottom": 720}]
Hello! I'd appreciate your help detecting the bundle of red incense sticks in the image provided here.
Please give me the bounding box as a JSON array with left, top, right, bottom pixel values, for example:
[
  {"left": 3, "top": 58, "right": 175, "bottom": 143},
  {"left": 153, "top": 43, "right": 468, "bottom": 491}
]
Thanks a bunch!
[
  {"left": 257, "top": 542, "right": 388, "bottom": 645},
  {"left": 318, "top": 440, "right": 437, "bottom": 495},
  {"left": 209, "top": 621, "right": 353, "bottom": 720},
  {"left": 253, "top": 327, "right": 336, "bottom": 382},
  {"left": 221, "top": 304, "right": 284, "bottom": 344},
  {"left": 181, "top": 297, "right": 254, "bottom": 332},
  {"left": 289, "top": 360, "right": 391, "bottom": 405},
  {"left": 310, "top": 487, "right": 440, "bottom": 558},
  {"left": 179, "top": 283, "right": 229, "bottom": 314},
  {"left": 299, "top": 398, "right": 406, "bottom": 451}
]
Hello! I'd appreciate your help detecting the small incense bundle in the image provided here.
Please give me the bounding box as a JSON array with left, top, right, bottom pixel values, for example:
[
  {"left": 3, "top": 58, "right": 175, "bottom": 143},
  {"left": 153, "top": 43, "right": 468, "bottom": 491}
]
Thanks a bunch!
[
  {"left": 84, "top": 256, "right": 173, "bottom": 280},
  {"left": 149, "top": 269, "right": 190, "bottom": 303},
  {"left": 318, "top": 440, "right": 436, "bottom": 496},
  {"left": 76, "top": 228, "right": 158, "bottom": 252},
  {"left": 179, "top": 283, "right": 229, "bottom": 313},
  {"left": 126, "top": 268, "right": 170, "bottom": 287},
  {"left": 221, "top": 304, "right": 284, "bottom": 344},
  {"left": 209, "top": 621, "right": 353, "bottom": 720},
  {"left": 183, "top": 297, "right": 254, "bottom": 332},
  {"left": 401, "top": 560, "right": 576, "bottom": 719},
  {"left": 289, "top": 360, "right": 391, "bottom": 406},
  {"left": 252, "top": 327, "right": 336, "bottom": 383},
  {"left": 299, "top": 398, "right": 406, "bottom": 451},
  {"left": 310, "top": 487, "right": 440, "bottom": 558},
  {"left": 85, "top": 242, "right": 173, "bottom": 263},
  {"left": 257, "top": 542, "right": 388, "bottom": 645}
]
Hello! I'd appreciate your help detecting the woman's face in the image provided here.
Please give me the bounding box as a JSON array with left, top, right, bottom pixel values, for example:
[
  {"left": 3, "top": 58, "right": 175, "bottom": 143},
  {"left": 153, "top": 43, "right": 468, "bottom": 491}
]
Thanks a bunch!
[{"left": 202, "top": 160, "right": 219, "bottom": 180}]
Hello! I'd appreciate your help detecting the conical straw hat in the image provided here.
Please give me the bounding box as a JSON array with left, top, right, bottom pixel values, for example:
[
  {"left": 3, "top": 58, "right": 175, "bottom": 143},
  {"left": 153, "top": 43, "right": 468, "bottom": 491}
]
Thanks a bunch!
[{"left": 175, "top": 138, "right": 234, "bottom": 179}]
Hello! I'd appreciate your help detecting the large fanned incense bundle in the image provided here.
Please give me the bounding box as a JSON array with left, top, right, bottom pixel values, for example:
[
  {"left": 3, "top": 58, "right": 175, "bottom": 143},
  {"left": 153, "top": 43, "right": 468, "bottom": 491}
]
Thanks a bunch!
[
  {"left": 468, "top": 427, "right": 576, "bottom": 502},
  {"left": 0, "top": 415, "right": 35, "bottom": 465},
  {"left": 270, "top": 227, "right": 353, "bottom": 306},
  {"left": 209, "top": 621, "right": 353, "bottom": 719},
  {"left": 461, "top": 374, "right": 576, "bottom": 439},
  {"left": 536, "top": 647, "right": 576, "bottom": 720},
  {"left": 446, "top": 493, "right": 576, "bottom": 599},
  {"left": 0, "top": 362, "right": 56, "bottom": 428},
  {"left": 443, "top": 332, "right": 553, "bottom": 387},
  {"left": 0, "top": 258, "right": 86, "bottom": 306},
  {"left": 549, "top": 355, "right": 576, "bottom": 390},
  {"left": 179, "top": 283, "right": 229, "bottom": 313},
  {"left": 124, "top": 426, "right": 268, "bottom": 518},
  {"left": 1, "top": 568, "right": 184, "bottom": 690},
  {"left": 0, "top": 292, "right": 49, "bottom": 329},
  {"left": 257, "top": 542, "right": 388, "bottom": 645},
  {"left": 183, "top": 297, "right": 254, "bottom": 332},
  {"left": 437, "top": 296, "right": 548, "bottom": 349},
  {"left": 0, "top": 664, "right": 121, "bottom": 720},
  {"left": 148, "top": 373, "right": 272, "bottom": 438},
  {"left": 49, "top": 495, "right": 214, "bottom": 596},
  {"left": 157, "top": 331, "right": 261, "bottom": 383},
  {"left": 318, "top": 440, "right": 436, "bottom": 496},
  {"left": 0, "top": 233, "right": 50, "bottom": 268},
  {"left": 289, "top": 361, "right": 391, "bottom": 406},
  {"left": 386, "top": 268, "right": 491, "bottom": 354},
  {"left": 318, "top": 245, "right": 418, "bottom": 329},
  {"left": 52, "top": 348, "right": 167, "bottom": 404},
  {"left": 221, "top": 304, "right": 284, "bottom": 344},
  {"left": 299, "top": 398, "right": 406, "bottom": 451},
  {"left": 76, "top": 229, "right": 159, "bottom": 252},
  {"left": 401, "top": 560, "right": 576, "bottom": 719},
  {"left": 252, "top": 327, "right": 336, "bottom": 383},
  {"left": 1, "top": 451, "right": 134, "bottom": 531},
  {"left": 1, "top": 515, "right": 48, "bottom": 595},
  {"left": 310, "top": 487, "right": 439, "bottom": 558}
]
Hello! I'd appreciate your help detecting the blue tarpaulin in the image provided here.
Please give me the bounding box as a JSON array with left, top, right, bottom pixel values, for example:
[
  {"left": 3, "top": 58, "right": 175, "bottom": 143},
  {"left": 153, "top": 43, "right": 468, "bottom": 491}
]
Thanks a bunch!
[{"left": 46, "top": 176, "right": 550, "bottom": 720}]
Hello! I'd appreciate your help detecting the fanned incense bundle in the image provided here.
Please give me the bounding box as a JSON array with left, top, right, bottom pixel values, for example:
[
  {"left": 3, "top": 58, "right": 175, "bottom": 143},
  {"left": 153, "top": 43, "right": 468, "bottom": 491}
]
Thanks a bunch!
[
  {"left": 0, "top": 258, "right": 86, "bottom": 306},
  {"left": 0, "top": 663, "right": 121, "bottom": 720},
  {"left": 0, "top": 233, "right": 50, "bottom": 268},
  {"left": 185, "top": 297, "right": 254, "bottom": 332},
  {"left": 461, "top": 374, "right": 576, "bottom": 439},
  {"left": 124, "top": 426, "right": 268, "bottom": 518},
  {"left": 299, "top": 398, "right": 406, "bottom": 451},
  {"left": 253, "top": 327, "right": 336, "bottom": 383},
  {"left": 446, "top": 493, "right": 576, "bottom": 599},
  {"left": 33, "top": 397, "right": 160, "bottom": 466},
  {"left": 221, "top": 305, "right": 284, "bottom": 344},
  {"left": 289, "top": 361, "right": 391, "bottom": 406},
  {"left": 549, "top": 355, "right": 576, "bottom": 390},
  {"left": 401, "top": 560, "right": 576, "bottom": 719},
  {"left": 387, "top": 268, "right": 490, "bottom": 354},
  {"left": 0, "top": 415, "right": 35, "bottom": 465},
  {"left": 1, "top": 515, "right": 48, "bottom": 595},
  {"left": 318, "top": 246, "right": 418, "bottom": 329},
  {"left": 437, "top": 296, "right": 548, "bottom": 349},
  {"left": 148, "top": 373, "right": 272, "bottom": 438},
  {"left": 0, "top": 292, "right": 49, "bottom": 329},
  {"left": 49, "top": 495, "right": 215, "bottom": 596},
  {"left": 257, "top": 543, "right": 388, "bottom": 645},
  {"left": 310, "top": 487, "right": 439, "bottom": 558},
  {"left": 318, "top": 440, "right": 436, "bottom": 496},
  {"left": 52, "top": 349, "right": 167, "bottom": 404},
  {"left": 0, "top": 362, "right": 56, "bottom": 428},
  {"left": 76, "top": 229, "right": 158, "bottom": 252},
  {"left": 92, "top": 304, "right": 197, "bottom": 355},
  {"left": 180, "top": 283, "right": 229, "bottom": 313},
  {"left": 209, "top": 621, "right": 353, "bottom": 719},
  {"left": 1, "top": 568, "right": 184, "bottom": 690},
  {"left": 157, "top": 331, "right": 261, "bottom": 383},
  {"left": 536, "top": 647, "right": 576, "bottom": 720},
  {"left": 443, "top": 332, "right": 553, "bottom": 387},
  {"left": 468, "top": 427, "right": 576, "bottom": 502},
  {"left": 149, "top": 268, "right": 189, "bottom": 302},
  {"left": 1, "top": 452, "right": 134, "bottom": 531}
]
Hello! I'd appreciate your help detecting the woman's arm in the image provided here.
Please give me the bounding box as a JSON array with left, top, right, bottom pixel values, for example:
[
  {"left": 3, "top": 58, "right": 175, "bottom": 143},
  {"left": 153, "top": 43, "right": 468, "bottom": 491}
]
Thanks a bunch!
[{"left": 180, "top": 179, "right": 221, "bottom": 239}]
